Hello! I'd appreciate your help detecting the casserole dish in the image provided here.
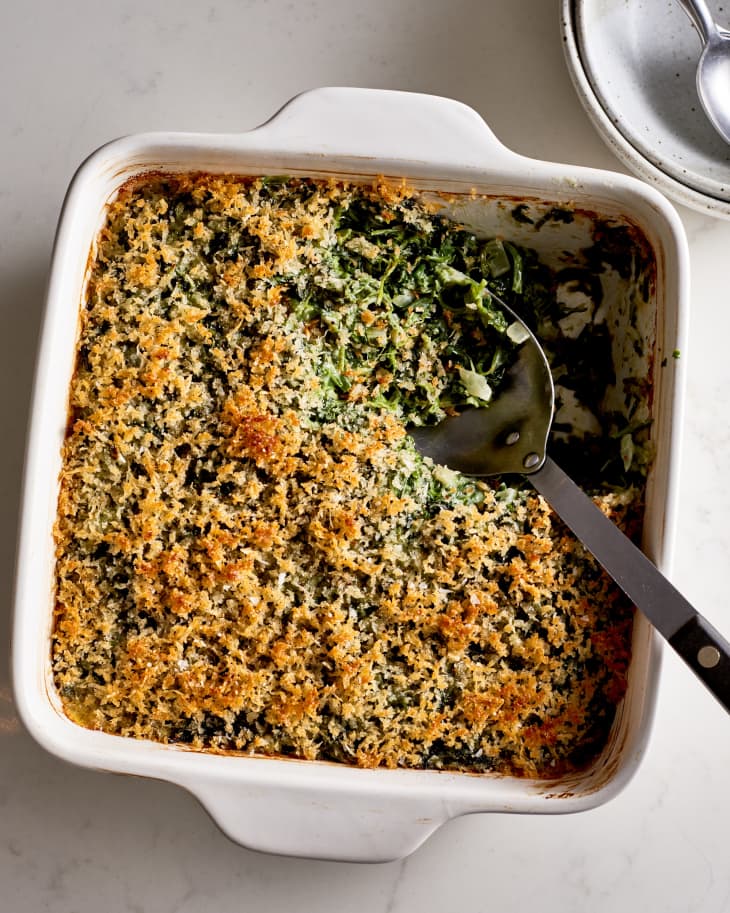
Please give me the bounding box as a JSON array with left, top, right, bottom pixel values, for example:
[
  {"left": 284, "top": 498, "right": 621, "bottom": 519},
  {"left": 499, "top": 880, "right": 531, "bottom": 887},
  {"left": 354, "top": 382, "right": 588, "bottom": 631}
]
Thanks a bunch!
[{"left": 12, "top": 87, "right": 688, "bottom": 862}]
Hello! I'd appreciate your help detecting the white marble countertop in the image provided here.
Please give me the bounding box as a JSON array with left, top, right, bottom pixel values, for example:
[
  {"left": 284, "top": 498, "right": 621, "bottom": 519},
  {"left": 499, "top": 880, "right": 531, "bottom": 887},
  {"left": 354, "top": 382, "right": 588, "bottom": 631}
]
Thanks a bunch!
[{"left": 3, "top": 1, "right": 730, "bottom": 909}]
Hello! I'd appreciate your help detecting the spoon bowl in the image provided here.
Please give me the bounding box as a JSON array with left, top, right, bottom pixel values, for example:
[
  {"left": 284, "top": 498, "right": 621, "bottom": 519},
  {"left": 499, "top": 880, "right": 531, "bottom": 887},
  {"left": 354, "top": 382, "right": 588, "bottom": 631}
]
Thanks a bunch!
[
  {"left": 409, "top": 308, "right": 553, "bottom": 476},
  {"left": 680, "top": 0, "right": 730, "bottom": 144}
]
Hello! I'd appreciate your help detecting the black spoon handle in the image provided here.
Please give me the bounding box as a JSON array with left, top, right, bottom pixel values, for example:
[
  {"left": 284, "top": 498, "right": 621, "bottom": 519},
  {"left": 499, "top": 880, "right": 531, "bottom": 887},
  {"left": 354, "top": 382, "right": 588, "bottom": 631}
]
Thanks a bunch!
[{"left": 530, "top": 457, "right": 730, "bottom": 713}]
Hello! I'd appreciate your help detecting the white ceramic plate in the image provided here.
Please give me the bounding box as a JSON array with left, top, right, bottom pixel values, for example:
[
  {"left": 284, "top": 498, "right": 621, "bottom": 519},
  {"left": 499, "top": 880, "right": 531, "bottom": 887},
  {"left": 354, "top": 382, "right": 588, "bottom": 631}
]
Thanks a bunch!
[{"left": 562, "top": 0, "right": 730, "bottom": 218}]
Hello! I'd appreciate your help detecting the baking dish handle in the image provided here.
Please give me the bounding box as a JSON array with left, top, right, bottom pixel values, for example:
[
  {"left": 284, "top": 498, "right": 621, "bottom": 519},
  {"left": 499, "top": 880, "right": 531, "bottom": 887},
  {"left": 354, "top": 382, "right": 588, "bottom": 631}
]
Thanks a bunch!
[
  {"left": 249, "top": 86, "right": 526, "bottom": 171},
  {"left": 178, "top": 775, "right": 449, "bottom": 863}
]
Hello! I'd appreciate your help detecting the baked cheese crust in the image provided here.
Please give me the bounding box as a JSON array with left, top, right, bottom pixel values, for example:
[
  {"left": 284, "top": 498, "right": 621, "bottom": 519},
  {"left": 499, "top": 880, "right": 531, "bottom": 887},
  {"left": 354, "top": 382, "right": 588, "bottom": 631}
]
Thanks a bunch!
[{"left": 52, "top": 174, "right": 638, "bottom": 777}]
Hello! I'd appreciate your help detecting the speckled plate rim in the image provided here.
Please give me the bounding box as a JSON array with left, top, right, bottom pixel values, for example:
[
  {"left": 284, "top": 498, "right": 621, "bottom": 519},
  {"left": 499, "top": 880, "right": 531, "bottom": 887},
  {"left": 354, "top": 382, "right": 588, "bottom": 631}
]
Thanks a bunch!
[{"left": 561, "top": 0, "right": 730, "bottom": 220}]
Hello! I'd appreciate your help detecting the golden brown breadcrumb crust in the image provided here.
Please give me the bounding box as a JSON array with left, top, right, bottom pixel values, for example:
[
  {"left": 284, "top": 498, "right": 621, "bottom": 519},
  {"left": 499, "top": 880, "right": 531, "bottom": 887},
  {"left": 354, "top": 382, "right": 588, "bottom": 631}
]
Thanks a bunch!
[{"left": 52, "top": 174, "right": 637, "bottom": 778}]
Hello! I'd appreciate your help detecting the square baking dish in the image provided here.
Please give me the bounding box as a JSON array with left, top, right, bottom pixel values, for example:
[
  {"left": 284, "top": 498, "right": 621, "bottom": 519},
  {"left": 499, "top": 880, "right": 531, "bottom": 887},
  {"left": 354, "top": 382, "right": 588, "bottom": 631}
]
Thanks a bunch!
[{"left": 12, "top": 87, "right": 688, "bottom": 862}]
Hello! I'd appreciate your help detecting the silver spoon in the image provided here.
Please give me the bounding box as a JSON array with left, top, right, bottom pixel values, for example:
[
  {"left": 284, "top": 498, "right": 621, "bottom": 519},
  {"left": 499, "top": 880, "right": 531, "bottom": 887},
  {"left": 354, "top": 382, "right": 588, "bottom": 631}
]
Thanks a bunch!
[
  {"left": 410, "top": 292, "right": 730, "bottom": 713},
  {"left": 679, "top": 0, "right": 730, "bottom": 144}
]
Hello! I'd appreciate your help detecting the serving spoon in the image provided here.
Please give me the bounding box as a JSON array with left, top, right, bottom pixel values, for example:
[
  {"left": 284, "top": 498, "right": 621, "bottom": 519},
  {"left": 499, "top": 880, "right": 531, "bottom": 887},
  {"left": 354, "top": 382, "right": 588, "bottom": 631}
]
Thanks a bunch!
[
  {"left": 410, "top": 292, "right": 730, "bottom": 713},
  {"left": 679, "top": 0, "right": 730, "bottom": 144}
]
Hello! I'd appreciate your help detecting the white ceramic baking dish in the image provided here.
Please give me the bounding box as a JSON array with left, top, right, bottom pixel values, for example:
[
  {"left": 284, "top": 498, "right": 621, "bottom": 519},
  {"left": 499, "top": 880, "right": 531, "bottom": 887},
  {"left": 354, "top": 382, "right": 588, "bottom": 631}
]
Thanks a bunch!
[{"left": 12, "top": 87, "right": 688, "bottom": 863}]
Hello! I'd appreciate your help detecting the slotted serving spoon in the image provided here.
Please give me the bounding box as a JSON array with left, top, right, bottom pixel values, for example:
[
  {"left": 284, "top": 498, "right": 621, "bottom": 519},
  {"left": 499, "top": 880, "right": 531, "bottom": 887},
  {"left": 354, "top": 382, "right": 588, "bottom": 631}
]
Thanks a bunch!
[{"left": 410, "top": 292, "right": 730, "bottom": 713}]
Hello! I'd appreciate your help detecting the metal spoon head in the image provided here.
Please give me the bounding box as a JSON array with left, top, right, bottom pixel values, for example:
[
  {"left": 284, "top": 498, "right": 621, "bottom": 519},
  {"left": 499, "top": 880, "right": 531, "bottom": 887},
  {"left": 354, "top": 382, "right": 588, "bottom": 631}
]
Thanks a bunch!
[
  {"left": 697, "top": 34, "right": 730, "bottom": 144},
  {"left": 409, "top": 295, "right": 554, "bottom": 477}
]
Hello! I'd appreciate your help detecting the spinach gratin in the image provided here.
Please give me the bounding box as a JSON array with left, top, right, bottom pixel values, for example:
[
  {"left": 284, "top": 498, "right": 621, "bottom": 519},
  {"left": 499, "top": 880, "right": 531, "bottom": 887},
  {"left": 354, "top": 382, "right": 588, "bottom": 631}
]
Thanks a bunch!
[{"left": 52, "top": 174, "right": 653, "bottom": 777}]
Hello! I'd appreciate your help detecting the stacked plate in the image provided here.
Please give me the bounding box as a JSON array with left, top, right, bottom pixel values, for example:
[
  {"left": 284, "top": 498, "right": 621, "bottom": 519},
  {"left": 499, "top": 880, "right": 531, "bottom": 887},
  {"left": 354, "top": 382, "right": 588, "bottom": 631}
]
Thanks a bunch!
[{"left": 562, "top": 0, "right": 730, "bottom": 218}]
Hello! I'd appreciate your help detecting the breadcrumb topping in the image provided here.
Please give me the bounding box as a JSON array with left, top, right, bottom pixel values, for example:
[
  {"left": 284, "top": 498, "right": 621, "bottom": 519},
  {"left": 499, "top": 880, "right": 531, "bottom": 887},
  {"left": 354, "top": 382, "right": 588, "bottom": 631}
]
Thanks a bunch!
[{"left": 52, "top": 174, "right": 640, "bottom": 778}]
